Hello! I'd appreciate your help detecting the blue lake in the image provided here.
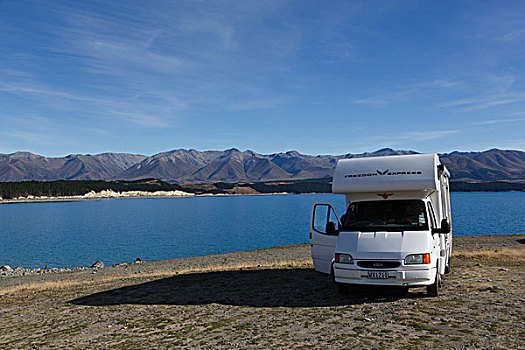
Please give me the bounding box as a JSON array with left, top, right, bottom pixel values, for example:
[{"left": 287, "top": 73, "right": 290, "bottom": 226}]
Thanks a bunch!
[{"left": 1, "top": 192, "right": 524, "bottom": 268}]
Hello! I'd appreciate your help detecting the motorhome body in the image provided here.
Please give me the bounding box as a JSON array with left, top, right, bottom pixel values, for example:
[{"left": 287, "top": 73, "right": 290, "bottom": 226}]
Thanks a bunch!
[{"left": 310, "top": 154, "right": 452, "bottom": 296}]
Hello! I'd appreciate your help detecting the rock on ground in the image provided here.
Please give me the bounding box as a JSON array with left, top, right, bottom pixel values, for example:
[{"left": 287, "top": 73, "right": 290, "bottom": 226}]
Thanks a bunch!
[{"left": 90, "top": 261, "right": 104, "bottom": 269}]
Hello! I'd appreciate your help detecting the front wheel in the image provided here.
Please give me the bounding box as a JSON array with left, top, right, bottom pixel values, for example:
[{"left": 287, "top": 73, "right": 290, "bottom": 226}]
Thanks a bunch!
[
  {"left": 427, "top": 270, "right": 441, "bottom": 297},
  {"left": 337, "top": 282, "right": 351, "bottom": 295}
]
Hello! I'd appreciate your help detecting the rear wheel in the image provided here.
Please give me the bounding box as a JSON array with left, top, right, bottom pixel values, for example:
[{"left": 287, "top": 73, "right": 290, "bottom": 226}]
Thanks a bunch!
[
  {"left": 427, "top": 270, "right": 441, "bottom": 297},
  {"left": 444, "top": 256, "right": 451, "bottom": 274}
]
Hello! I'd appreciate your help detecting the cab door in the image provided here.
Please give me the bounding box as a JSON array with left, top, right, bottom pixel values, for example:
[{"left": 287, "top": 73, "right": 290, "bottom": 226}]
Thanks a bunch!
[
  {"left": 427, "top": 202, "right": 445, "bottom": 274},
  {"left": 310, "top": 203, "right": 341, "bottom": 274}
]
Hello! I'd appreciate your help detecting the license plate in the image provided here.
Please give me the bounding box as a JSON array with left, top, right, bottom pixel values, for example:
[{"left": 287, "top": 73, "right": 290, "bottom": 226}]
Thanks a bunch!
[{"left": 367, "top": 271, "right": 389, "bottom": 279}]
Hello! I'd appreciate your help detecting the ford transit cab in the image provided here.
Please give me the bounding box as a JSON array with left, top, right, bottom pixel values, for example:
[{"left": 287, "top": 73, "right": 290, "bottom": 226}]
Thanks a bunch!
[{"left": 310, "top": 154, "right": 452, "bottom": 297}]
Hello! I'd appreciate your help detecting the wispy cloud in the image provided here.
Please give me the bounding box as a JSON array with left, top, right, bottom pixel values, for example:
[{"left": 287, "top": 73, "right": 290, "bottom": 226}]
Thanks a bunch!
[
  {"left": 227, "top": 98, "right": 282, "bottom": 112},
  {"left": 474, "top": 117, "right": 525, "bottom": 125},
  {"left": 12, "top": 1, "right": 301, "bottom": 122},
  {"left": 1, "top": 69, "right": 34, "bottom": 78},
  {"left": 413, "top": 80, "right": 463, "bottom": 88},
  {"left": 4, "top": 131, "right": 55, "bottom": 146},
  {"left": 78, "top": 126, "right": 114, "bottom": 137},
  {"left": 408, "top": 130, "right": 460, "bottom": 141},
  {"left": 0, "top": 81, "right": 110, "bottom": 104},
  {"left": 353, "top": 80, "right": 462, "bottom": 107},
  {"left": 353, "top": 89, "right": 417, "bottom": 106},
  {"left": 369, "top": 130, "right": 460, "bottom": 143},
  {"left": 0, "top": 81, "right": 185, "bottom": 127},
  {"left": 45, "top": 1, "right": 294, "bottom": 84},
  {"left": 108, "top": 110, "right": 170, "bottom": 128},
  {"left": 501, "top": 28, "right": 525, "bottom": 43},
  {"left": 1, "top": 1, "right": 524, "bottom": 155},
  {"left": 439, "top": 96, "right": 522, "bottom": 112}
]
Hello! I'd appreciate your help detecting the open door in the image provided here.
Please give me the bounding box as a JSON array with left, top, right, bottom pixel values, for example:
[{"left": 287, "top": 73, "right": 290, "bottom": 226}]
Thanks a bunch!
[{"left": 310, "top": 203, "right": 341, "bottom": 274}]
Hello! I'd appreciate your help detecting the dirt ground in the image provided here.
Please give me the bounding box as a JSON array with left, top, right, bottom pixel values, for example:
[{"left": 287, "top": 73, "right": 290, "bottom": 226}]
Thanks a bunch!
[{"left": 1, "top": 235, "right": 524, "bottom": 349}]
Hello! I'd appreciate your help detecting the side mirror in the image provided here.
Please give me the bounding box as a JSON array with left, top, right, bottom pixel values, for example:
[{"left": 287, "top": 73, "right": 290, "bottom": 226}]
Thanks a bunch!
[
  {"left": 326, "top": 221, "right": 338, "bottom": 236},
  {"left": 433, "top": 219, "right": 451, "bottom": 234},
  {"left": 440, "top": 219, "right": 451, "bottom": 234}
]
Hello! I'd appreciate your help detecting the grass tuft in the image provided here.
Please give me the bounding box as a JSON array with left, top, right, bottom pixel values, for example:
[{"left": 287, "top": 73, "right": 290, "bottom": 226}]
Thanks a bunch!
[{"left": 453, "top": 247, "right": 524, "bottom": 260}]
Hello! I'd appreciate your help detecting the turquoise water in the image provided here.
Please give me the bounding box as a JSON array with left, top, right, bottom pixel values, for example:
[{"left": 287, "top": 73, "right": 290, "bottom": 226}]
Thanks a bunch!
[{"left": 0, "top": 192, "right": 524, "bottom": 268}]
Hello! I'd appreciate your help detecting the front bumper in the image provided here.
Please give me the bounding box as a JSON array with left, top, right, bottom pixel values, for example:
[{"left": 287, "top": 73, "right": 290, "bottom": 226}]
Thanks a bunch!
[{"left": 334, "top": 263, "right": 435, "bottom": 287}]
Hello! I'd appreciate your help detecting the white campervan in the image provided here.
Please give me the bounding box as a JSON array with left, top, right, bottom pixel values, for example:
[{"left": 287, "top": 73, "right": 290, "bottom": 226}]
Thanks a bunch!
[{"left": 310, "top": 154, "right": 452, "bottom": 296}]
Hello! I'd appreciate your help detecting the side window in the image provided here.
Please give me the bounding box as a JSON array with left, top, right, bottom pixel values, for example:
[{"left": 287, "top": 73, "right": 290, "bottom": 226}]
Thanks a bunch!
[
  {"left": 427, "top": 203, "right": 437, "bottom": 229},
  {"left": 441, "top": 182, "right": 450, "bottom": 221},
  {"left": 312, "top": 204, "right": 339, "bottom": 235}
]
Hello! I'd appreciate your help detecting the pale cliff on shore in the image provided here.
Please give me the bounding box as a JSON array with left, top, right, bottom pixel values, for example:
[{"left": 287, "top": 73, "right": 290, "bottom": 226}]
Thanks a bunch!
[
  {"left": 0, "top": 188, "right": 195, "bottom": 203},
  {"left": 0, "top": 188, "right": 293, "bottom": 203}
]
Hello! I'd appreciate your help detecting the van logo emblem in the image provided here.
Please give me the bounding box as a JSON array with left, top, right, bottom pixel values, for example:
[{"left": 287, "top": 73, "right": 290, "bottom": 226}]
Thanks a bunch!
[
  {"left": 345, "top": 170, "right": 422, "bottom": 178},
  {"left": 377, "top": 193, "right": 393, "bottom": 199},
  {"left": 373, "top": 263, "right": 383, "bottom": 267}
]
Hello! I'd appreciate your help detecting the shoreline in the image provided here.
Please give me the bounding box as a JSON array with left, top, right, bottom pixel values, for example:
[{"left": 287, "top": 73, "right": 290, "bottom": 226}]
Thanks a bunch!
[
  {"left": 2, "top": 234, "right": 523, "bottom": 278},
  {"left": 0, "top": 189, "right": 298, "bottom": 204},
  {"left": 0, "top": 189, "right": 195, "bottom": 204},
  {"left": 1, "top": 188, "right": 524, "bottom": 205},
  {"left": 0, "top": 243, "right": 310, "bottom": 278}
]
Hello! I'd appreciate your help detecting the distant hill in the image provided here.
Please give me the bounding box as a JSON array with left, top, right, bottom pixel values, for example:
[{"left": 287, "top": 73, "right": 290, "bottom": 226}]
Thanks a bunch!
[
  {"left": 120, "top": 148, "right": 413, "bottom": 183},
  {"left": 0, "top": 152, "right": 147, "bottom": 182},
  {"left": 0, "top": 148, "right": 523, "bottom": 184},
  {"left": 439, "top": 149, "right": 525, "bottom": 182}
]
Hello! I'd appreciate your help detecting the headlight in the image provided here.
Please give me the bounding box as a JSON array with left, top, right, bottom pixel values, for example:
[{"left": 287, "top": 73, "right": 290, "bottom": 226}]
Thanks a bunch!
[
  {"left": 405, "top": 253, "right": 430, "bottom": 265},
  {"left": 335, "top": 253, "right": 354, "bottom": 264}
]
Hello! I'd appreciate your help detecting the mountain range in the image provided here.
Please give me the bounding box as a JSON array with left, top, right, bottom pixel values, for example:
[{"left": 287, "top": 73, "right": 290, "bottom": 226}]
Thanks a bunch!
[{"left": 0, "top": 148, "right": 524, "bottom": 184}]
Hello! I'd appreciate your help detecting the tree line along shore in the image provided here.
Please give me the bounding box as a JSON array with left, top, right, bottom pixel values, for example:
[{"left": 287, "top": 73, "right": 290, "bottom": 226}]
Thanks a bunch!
[{"left": 0, "top": 178, "right": 524, "bottom": 200}]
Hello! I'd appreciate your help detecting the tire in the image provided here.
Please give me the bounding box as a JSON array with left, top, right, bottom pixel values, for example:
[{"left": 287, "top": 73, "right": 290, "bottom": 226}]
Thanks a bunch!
[
  {"left": 427, "top": 270, "right": 441, "bottom": 297},
  {"left": 337, "top": 283, "right": 351, "bottom": 295},
  {"left": 444, "top": 256, "right": 451, "bottom": 274},
  {"left": 332, "top": 264, "right": 351, "bottom": 295}
]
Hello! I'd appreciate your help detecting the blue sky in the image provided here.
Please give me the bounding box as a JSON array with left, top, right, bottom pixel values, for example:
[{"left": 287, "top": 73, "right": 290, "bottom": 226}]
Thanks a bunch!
[{"left": 1, "top": 0, "right": 524, "bottom": 157}]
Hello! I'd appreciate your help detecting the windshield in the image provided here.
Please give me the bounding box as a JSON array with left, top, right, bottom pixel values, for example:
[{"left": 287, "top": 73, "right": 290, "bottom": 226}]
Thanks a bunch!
[{"left": 341, "top": 200, "right": 428, "bottom": 232}]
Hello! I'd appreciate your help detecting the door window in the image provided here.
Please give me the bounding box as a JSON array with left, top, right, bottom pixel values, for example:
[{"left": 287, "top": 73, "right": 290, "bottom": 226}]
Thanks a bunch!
[
  {"left": 427, "top": 202, "right": 437, "bottom": 229},
  {"left": 312, "top": 204, "right": 339, "bottom": 235}
]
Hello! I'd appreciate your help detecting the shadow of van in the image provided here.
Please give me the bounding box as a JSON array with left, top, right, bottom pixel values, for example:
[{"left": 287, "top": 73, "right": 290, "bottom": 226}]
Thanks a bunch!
[{"left": 69, "top": 268, "right": 424, "bottom": 308}]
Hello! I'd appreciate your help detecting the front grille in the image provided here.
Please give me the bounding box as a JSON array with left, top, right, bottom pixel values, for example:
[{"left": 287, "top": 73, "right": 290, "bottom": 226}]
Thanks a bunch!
[{"left": 357, "top": 261, "right": 400, "bottom": 268}]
